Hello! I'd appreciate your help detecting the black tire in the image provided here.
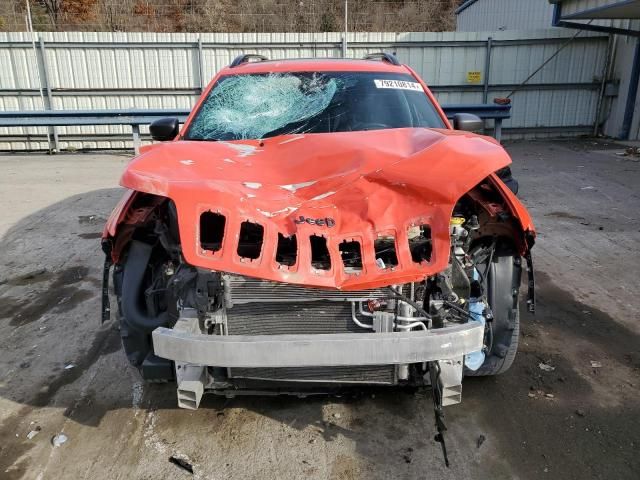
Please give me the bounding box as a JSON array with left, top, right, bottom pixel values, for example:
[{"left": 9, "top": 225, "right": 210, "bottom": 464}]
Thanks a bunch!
[
  {"left": 114, "top": 242, "right": 174, "bottom": 381},
  {"left": 118, "top": 310, "right": 151, "bottom": 368},
  {"left": 113, "top": 260, "right": 152, "bottom": 369},
  {"left": 466, "top": 253, "right": 521, "bottom": 376}
]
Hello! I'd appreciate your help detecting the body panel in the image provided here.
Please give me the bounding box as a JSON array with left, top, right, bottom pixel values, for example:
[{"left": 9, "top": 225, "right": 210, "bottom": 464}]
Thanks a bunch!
[{"left": 106, "top": 127, "right": 535, "bottom": 290}]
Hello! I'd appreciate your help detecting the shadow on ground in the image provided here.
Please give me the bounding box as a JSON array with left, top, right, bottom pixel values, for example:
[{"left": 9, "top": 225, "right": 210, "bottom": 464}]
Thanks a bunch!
[{"left": 0, "top": 188, "right": 639, "bottom": 480}]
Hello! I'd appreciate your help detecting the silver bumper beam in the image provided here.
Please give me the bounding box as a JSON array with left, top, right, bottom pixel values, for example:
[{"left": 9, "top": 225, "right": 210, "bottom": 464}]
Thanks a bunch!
[{"left": 152, "top": 322, "right": 484, "bottom": 368}]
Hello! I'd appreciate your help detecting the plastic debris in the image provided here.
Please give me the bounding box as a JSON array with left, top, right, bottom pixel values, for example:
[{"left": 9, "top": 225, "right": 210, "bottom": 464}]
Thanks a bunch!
[
  {"left": 464, "top": 299, "right": 487, "bottom": 371},
  {"left": 27, "top": 427, "right": 41, "bottom": 440},
  {"left": 333, "top": 413, "right": 341, "bottom": 419},
  {"left": 51, "top": 433, "right": 68, "bottom": 447},
  {"left": 169, "top": 455, "right": 194, "bottom": 474},
  {"left": 590, "top": 361, "right": 603, "bottom": 368},
  {"left": 64, "top": 364, "right": 75, "bottom": 370},
  {"left": 538, "top": 362, "right": 555, "bottom": 372}
]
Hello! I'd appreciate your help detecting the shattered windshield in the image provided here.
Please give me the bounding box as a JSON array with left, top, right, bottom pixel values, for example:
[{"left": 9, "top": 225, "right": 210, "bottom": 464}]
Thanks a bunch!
[{"left": 185, "top": 71, "right": 446, "bottom": 141}]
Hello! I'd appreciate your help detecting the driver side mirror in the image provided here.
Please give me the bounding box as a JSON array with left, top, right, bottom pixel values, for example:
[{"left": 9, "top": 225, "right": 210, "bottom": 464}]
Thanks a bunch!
[
  {"left": 452, "top": 113, "right": 483, "bottom": 132},
  {"left": 150, "top": 117, "right": 180, "bottom": 141}
]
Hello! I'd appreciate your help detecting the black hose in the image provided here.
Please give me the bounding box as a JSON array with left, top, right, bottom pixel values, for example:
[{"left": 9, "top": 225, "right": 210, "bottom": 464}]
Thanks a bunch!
[
  {"left": 386, "top": 286, "right": 431, "bottom": 319},
  {"left": 121, "top": 240, "right": 169, "bottom": 332}
]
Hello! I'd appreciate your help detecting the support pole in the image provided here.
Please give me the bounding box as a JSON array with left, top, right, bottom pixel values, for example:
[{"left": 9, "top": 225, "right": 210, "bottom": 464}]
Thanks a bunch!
[
  {"left": 197, "top": 36, "right": 204, "bottom": 93},
  {"left": 132, "top": 124, "right": 141, "bottom": 155},
  {"left": 594, "top": 34, "right": 616, "bottom": 137},
  {"left": 342, "top": 0, "right": 348, "bottom": 58},
  {"left": 620, "top": 37, "right": 640, "bottom": 140},
  {"left": 26, "top": 0, "right": 53, "bottom": 152},
  {"left": 37, "top": 36, "right": 59, "bottom": 152},
  {"left": 483, "top": 37, "right": 492, "bottom": 104}
]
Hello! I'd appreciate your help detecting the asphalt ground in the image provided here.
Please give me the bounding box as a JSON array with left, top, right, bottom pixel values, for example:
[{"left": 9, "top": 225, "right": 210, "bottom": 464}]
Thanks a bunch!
[{"left": 0, "top": 139, "right": 639, "bottom": 479}]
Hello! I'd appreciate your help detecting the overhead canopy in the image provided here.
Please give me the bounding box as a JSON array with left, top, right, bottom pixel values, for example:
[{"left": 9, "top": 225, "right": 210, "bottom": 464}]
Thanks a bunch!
[
  {"left": 560, "top": 0, "right": 640, "bottom": 19},
  {"left": 552, "top": 0, "right": 640, "bottom": 36}
]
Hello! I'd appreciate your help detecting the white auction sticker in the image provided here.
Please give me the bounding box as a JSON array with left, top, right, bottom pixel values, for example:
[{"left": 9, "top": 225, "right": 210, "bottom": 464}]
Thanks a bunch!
[{"left": 374, "top": 79, "right": 424, "bottom": 92}]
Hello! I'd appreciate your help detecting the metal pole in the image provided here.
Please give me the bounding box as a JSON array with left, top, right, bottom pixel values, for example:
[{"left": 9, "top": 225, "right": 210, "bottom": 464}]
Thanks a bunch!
[
  {"left": 494, "top": 118, "right": 502, "bottom": 143},
  {"left": 132, "top": 124, "right": 141, "bottom": 155},
  {"left": 26, "top": 0, "right": 54, "bottom": 152},
  {"left": 594, "top": 34, "right": 616, "bottom": 137},
  {"left": 620, "top": 37, "right": 640, "bottom": 140},
  {"left": 37, "top": 36, "right": 60, "bottom": 152},
  {"left": 342, "top": 0, "right": 348, "bottom": 58},
  {"left": 197, "top": 36, "right": 204, "bottom": 93},
  {"left": 483, "top": 37, "right": 492, "bottom": 104}
]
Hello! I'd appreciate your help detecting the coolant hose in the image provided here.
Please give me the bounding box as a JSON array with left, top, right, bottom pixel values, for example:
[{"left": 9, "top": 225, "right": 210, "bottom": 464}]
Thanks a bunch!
[{"left": 121, "top": 240, "right": 169, "bottom": 332}]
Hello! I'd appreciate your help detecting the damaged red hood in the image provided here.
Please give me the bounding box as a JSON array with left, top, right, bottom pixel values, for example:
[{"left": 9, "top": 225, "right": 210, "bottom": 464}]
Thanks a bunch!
[{"left": 110, "top": 127, "right": 533, "bottom": 290}]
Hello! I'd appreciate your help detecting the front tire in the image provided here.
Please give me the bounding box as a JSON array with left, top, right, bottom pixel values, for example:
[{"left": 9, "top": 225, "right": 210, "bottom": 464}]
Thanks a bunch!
[{"left": 466, "top": 253, "right": 521, "bottom": 376}]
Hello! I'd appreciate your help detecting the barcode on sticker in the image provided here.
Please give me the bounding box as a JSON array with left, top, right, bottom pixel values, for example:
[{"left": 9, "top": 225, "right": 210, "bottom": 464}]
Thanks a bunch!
[{"left": 374, "top": 79, "right": 424, "bottom": 92}]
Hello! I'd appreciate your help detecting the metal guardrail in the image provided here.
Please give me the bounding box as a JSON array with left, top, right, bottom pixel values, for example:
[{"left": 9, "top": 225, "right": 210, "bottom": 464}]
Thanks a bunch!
[
  {"left": 442, "top": 103, "right": 511, "bottom": 141},
  {"left": 0, "top": 104, "right": 511, "bottom": 154}
]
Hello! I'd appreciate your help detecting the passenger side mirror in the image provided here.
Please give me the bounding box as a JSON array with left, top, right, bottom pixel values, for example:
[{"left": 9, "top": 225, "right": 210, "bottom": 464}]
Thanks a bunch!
[
  {"left": 452, "top": 113, "right": 483, "bottom": 132},
  {"left": 150, "top": 117, "right": 180, "bottom": 141}
]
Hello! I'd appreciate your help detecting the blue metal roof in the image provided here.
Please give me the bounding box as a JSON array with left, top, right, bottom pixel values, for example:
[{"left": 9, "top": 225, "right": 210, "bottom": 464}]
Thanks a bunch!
[{"left": 455, "top": 0, "right": 480, "bottom": 15}]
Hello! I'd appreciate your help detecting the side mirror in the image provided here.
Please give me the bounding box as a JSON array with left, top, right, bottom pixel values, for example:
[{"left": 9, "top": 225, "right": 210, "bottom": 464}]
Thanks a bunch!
[
  {"left": 149, "top": 117, "right": 179, "bottom": 141},
  {"left": 452, "top": 113, "right": 484, "bottom": 132}
]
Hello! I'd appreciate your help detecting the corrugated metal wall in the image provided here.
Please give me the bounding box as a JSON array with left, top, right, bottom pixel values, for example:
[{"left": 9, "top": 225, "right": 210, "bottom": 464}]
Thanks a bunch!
[
  {"left": 0, "top": 29, "right": 608, "bottom": 150},
  {"left": 457, "top": 0, "right": 555, "bottom": 32}
]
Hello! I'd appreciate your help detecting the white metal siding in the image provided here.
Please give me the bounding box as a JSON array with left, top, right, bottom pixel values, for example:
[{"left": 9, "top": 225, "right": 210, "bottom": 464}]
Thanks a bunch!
[
  {"left": 0, "top": 29, "right": 609, "bottom": 149},
  {"left": 457, "top": 0, "right": 555, "bottom": 32}
]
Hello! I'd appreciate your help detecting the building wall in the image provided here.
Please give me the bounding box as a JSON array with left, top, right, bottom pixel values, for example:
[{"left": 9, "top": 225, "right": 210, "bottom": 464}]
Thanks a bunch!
[
  {"left": 457, "top": 0, "right": 556, "bottom": 32},
  {"left": 554, "top": 1, "right": 640, "bottom": 140},
  {"left": 0, "top": 29, "right": 609, "bottom": 150}
]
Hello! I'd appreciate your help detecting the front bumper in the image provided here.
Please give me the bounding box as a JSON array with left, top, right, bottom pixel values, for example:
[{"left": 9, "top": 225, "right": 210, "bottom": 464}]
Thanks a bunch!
[{"left": 152, "top": 321, "right": 484, "bottom": 368}]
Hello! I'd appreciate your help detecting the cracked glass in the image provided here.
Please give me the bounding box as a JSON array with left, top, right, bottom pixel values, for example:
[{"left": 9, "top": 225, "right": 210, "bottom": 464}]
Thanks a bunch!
[{"left": 185, "top": 71, "right": 446, "bottom": 141}]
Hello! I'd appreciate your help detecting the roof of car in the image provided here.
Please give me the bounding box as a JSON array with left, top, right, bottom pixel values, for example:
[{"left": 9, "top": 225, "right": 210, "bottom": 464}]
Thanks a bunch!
[{"left": 221, "top": 58, "right": 409, "bottom": 75}]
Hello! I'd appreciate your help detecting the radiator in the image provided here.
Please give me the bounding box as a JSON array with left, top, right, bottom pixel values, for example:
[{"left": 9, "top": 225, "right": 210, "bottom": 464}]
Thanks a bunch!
[{"left": 225, "top": 296, "right": 397, "bottom": 384}]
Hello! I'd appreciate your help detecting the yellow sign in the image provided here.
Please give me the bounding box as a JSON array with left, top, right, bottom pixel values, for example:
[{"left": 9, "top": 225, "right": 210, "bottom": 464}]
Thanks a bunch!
[{"left": 467, "top": 71, "right": 482, "bottom": 84}]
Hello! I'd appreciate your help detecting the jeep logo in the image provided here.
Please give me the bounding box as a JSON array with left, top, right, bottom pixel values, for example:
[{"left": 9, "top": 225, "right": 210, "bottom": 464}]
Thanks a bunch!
[{"left": 294, "top": 215, "right": 336, "bottom": 227}]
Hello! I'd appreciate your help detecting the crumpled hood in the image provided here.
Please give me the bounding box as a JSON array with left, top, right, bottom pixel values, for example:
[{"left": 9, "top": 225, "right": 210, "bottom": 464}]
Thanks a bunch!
[{"left": 115, "top": 128, "right": 526, "bottom": 290}]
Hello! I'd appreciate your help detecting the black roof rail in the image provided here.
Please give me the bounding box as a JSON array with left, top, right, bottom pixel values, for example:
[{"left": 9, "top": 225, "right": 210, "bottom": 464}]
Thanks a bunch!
[
  {"left": 362, "top": 52, "right": 401, "bottom": 66},
  {"left": 229, "top": 54, "right": 269, "bottom": 68}
]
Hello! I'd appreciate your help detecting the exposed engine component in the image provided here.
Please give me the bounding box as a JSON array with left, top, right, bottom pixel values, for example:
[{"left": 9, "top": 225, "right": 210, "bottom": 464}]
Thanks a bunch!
[
  {"left": 104, "top": 178, "right": 532, "bottom": 468},
  {"left": 106, "top": 176, "right": 528, "bottom": 387}
]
